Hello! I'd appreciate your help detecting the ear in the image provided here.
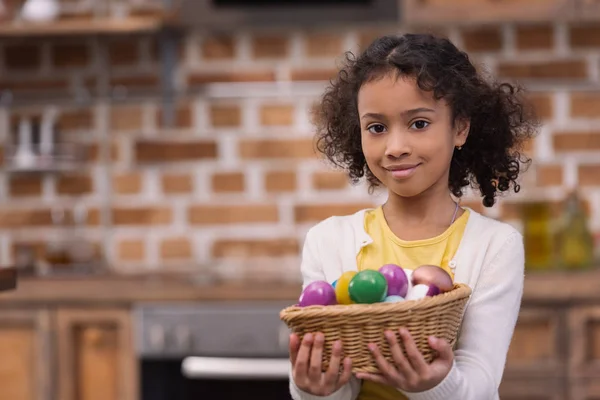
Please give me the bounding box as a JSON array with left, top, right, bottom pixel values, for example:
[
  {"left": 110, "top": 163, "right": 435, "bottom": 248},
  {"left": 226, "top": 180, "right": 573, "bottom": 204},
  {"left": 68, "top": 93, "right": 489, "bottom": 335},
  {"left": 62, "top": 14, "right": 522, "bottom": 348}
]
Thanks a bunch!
[{"left": 454, "top": 118, "right": 470, "bottom": 148}]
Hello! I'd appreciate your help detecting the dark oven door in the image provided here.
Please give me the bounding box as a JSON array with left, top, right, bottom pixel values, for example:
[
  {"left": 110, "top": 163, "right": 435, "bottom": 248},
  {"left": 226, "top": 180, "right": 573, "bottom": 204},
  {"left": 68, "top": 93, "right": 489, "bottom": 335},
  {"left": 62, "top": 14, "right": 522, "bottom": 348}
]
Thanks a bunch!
[{"left": 141, "top": 356, "right": 292, "bottom": 400}]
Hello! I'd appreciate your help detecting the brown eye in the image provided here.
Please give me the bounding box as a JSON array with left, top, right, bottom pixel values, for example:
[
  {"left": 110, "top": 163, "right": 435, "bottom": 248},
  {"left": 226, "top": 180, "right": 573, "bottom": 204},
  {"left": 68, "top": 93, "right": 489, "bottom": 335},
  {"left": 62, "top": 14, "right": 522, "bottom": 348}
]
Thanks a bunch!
[
  {"left": 367, "top": 124, "right": 386, "bottom": 134},
  {"left": 411, "top": 120, "right": 429, "bottom": 130}
]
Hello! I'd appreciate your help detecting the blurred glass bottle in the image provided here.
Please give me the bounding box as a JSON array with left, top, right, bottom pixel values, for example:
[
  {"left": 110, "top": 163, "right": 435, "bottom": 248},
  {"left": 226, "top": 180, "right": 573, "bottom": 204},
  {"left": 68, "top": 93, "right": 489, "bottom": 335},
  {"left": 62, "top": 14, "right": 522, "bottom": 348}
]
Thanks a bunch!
[
  {"left": 522, "top": 202, "right": 554, "bottom": 271},
  {"left": 557, "top": 191, "right": 594, "bottom": 270}
]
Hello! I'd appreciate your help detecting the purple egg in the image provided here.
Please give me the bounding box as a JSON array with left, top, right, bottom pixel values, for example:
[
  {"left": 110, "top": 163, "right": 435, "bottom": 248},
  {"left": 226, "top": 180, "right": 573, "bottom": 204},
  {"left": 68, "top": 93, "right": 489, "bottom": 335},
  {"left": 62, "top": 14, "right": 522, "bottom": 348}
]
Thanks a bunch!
[
  {"left": 378, "top": 264, "right": 409, "bottom": 298},
  {"left": 299, "top": 281, "right": 337, "bottom": 307}
]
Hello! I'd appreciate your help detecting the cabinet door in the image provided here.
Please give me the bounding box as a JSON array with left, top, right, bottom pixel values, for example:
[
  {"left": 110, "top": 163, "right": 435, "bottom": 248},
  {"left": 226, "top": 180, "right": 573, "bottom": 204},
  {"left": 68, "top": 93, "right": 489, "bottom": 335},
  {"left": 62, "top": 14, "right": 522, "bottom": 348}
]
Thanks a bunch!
[
  {"left": 500, "top": 307, "right": 568, "bottom": 400},
  {"left": 0, "top": 309, "right": 51, "bottom": 400},
  {"left": 55, "top": 309, "right": 138, "bottom": 400},
  {"left": 403, "top": 0, "right": 576, "bottom": 25},
  {"left": 568, "top": 306, "right": 600, "bottom": 400}
]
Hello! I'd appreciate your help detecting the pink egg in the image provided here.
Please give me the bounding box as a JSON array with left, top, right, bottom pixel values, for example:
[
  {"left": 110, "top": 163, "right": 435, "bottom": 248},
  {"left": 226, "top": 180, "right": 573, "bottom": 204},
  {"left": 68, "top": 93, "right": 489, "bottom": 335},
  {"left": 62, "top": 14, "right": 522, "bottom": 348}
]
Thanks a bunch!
[
  {"left": 378, "top": 264, "right": 409, "bottom": 298},
  {"left": 298, "top": 281, "right": 337, "bottom": 307}
]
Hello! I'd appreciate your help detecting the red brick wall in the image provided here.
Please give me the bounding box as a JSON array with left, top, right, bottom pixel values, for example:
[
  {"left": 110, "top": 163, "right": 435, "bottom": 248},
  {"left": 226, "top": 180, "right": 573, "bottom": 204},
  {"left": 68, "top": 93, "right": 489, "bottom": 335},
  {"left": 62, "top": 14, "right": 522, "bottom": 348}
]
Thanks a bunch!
[{"left": 1, "top": 18, "right": 599, "bottom": 273}]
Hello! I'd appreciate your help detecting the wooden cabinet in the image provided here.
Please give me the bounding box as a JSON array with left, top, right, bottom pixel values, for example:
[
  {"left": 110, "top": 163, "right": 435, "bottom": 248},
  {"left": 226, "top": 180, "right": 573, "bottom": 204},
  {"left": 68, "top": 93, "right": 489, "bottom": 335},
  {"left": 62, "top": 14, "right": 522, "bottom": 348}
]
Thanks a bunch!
[
  {"left": 403, "top": 0, "right": 577, "bottom": 25},
  {"left": 0, "top": 310, "right": 51, "bottom": 400},
  {"left": 56, "top": 309, "right": 138, "bottom": 400},
  {"left": 0, "top": 307, "right": 136, "bottom": 400}
]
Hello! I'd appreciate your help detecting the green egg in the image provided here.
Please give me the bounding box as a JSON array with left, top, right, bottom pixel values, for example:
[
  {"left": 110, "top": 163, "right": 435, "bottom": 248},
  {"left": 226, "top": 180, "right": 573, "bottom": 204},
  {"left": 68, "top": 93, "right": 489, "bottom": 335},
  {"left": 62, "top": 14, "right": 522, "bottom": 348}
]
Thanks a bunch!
[{"left": 348, "top": 270, "right": 388, "bottom": 304}]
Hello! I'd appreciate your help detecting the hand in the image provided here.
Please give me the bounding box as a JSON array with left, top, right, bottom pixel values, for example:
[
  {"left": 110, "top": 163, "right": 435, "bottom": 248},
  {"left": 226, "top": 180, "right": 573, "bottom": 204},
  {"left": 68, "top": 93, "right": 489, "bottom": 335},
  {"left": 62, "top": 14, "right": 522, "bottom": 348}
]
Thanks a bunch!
[
  {"left": 289, "top": 332, "right": 353, "bottom": 396},
  {"left": 355, "top": 328, "right": 453, "bottom": 393}
]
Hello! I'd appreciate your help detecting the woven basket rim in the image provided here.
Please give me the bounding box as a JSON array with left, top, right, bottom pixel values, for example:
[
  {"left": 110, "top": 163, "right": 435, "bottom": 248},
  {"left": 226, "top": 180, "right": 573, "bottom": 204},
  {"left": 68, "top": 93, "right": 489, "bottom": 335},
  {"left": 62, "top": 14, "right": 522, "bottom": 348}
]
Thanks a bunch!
[{"left": 280, "top": 283, "right": 472, "bottom": 321}]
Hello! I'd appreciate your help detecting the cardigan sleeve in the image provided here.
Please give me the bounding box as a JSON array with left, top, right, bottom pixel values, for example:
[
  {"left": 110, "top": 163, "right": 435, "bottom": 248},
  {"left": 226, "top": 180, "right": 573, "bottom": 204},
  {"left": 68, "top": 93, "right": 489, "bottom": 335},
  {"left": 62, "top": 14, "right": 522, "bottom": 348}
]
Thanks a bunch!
[
  {"left": 401, "top": 231, "right": 525, "bottom": 400},
  {"left": 289, "top": 224, "right": 362, "bottom": 400}
]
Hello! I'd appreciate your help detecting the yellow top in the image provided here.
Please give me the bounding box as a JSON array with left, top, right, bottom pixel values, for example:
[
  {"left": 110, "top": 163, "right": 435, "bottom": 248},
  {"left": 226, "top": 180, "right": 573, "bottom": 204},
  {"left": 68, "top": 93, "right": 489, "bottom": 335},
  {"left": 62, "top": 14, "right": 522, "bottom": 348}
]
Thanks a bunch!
[{"left": 356, "top": 206, "right": 470, "bottom": 400}]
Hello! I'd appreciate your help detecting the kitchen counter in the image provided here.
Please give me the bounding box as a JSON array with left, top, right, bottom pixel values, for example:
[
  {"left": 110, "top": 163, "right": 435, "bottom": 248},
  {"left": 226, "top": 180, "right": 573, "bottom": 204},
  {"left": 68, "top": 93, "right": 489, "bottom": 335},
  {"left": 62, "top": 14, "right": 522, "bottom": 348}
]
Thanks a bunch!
[
  {"left": 0, "top": 268, "right": 17, "bottom": 292},
  {"left": 0, "top": 268, "right": 599, "bottom": 305}
]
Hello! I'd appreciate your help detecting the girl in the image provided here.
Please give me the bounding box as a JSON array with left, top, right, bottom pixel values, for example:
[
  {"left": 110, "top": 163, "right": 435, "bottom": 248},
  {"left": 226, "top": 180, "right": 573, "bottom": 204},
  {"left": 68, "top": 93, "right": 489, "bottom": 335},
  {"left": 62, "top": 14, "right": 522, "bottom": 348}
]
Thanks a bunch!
[{"left": 287, "top": 33, "right": 539, "bottom": 400}]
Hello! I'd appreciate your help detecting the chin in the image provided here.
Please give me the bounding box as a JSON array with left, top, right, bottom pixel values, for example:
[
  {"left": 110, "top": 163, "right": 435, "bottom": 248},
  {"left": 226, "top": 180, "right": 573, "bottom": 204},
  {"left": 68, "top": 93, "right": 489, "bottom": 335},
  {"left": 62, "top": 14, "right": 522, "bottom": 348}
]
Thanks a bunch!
[{"left": 385, "top": 180, "right": 429, "bottom": 198}]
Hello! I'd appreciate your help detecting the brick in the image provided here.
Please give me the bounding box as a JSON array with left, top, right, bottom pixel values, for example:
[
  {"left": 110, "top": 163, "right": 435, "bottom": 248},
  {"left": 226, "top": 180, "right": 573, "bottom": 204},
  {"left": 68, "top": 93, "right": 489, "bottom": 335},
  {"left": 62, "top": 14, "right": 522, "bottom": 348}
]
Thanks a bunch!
[
  {"left": 86, "top": 208, "right": 101, "bottom": 225},
  {"left": 536, "top": 165, "right": 563, "bottom": 186},
  {"left": 8, "top": 176, "right": 42, "bottom": 197},
  {"left": 239, "top": 139, "right": 315, "bottom": 159},
  {"left": 312, "top": 171, "right": 348, "bottom": 190},
  {"left": 188, "top": 71, "right": 276, "bottom": 85},
  {"left": 265, "top": 171, "right": 296, "bottom": 192},
  {"left": 156, "top": 103, "right": 192, "bottom": 128},
  {"left": 515, "top": 25, "right": 554, "bottom": 50},
  {"left": 117, "top": 239, "right": 145, "bottom": 261},
  {"left": 110, "top": 105, "right": 143, "bottom": 131},
  {"left": 252, "top": 35, "right": 288, "bottom": 58},
  {"left": 527, "top": 93, "right": 553, "bottom": 120},
  {"left": 294, "top": 203, "right": 374, "bottom": 223},
  {"left": 497, "top": 60, "right": 588, "bottom": 80},
  {"left": 291, "top": 69, "right": 337, "bottom": 81},
  {"left": 109, "top": 74, "right": 159, "bottom": 89},
  {"left": 201, "top": 35, "right": 236, "bottom": 59},
  {"left": 209, "top": 104, "right": 242, "bottom": 127},
  {"left": 108, "top": 38, "right": 140, "bottom": 66},
  {"left": 51, "top": 43, "right": 90, "bottom": 68},
  {"left": 161, "top": 173, "right": 193, "bottom": 194},
  {"left": 57, "top": 109, "right": 94, "bottom": 131},
  {"left": 56, "top": 174, "right": 93, "bottom": 195},
  {"left": 305, "top": 33, "right": 343, "bottom": 57},
  {"left": 579, "top": 164, "right": 600, "bottom": 186},
  {"left": 570, "top": 25, "right": 600, "bottom": 48},
  {"left": 4, "top": 44, "right": 41, "bottom": 70},
  {"left": 570, "top": 92, "right": 600, "bottom": 118},
  {"left": 112, "top": 207, "right": 172, "bottom": 225},
  {"left": 0, "top": 209, "right": 53, "bottom": 228},
  {"left": 212, "top": 238, "right": 299, "bottom": 258},
  {"left": 460, "top": 27, "right": 503, "bottom": 52},
  {"left": 160, "top": 237, "right": 192, "bottom": 260},
  {"left": 0, "top": 78, "right": 68, "bottom": 92},
  {"left": 188, "top": 204, "right": 279, "bottom": 225},
  {"left": 211, "top": 172, "right": 244, "bottom": 193},
  {"left": 135, "top": 140, "right": 217, "bottom": 163},
  {"left": 553, "top": 132, "right": 600, "bottom": 151},
  {"left": 88, "top": 142, "right": 119, "bottom": 163},
  {"left": 113, "top": 172, "right": 142, "bottom": 194},
  {"left": 260, "top": 104, "right": 294, "bottom": 126}
]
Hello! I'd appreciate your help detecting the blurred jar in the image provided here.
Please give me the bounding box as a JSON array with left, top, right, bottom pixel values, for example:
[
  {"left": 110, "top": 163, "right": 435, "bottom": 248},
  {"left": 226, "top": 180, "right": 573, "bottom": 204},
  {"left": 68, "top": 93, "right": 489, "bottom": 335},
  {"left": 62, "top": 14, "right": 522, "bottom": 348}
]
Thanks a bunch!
[
  {"left": 522, "top": 202, "right": 554, "bottom": 271},
  {"left": 557, "top": 191, "right": 594, "bottom": 271}
]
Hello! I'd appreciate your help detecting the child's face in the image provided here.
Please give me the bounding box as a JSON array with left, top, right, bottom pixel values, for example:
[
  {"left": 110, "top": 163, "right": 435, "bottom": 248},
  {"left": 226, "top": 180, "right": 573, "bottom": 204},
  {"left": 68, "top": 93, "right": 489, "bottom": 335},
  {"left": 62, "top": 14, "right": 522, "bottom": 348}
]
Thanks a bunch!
[{"left": 357, "top": 74, "right": 469, "bottom": 199}]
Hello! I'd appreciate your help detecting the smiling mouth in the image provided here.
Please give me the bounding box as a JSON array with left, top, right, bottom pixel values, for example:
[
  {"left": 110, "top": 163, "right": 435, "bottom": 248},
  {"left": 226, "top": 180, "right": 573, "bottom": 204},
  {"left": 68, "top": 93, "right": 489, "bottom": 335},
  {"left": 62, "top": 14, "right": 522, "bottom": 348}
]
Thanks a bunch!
[{"left": 385, "top": 164, "right": 420, "bottom": 179}]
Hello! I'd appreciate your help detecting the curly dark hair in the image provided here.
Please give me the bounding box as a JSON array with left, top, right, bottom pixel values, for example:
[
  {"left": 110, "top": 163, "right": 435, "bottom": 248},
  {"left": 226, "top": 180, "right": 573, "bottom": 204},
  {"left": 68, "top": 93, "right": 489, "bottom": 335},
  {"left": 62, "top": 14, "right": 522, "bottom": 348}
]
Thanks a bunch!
[{"left": 313, "top": 33, "right": 539, "bottom": 207}]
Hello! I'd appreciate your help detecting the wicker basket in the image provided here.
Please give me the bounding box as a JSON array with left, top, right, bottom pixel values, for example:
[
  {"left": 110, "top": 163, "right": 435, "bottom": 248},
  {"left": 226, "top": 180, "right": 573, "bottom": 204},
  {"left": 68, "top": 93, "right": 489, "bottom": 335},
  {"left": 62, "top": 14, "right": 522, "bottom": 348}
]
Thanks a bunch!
[{"left": 280, "top": 283, "right": 472, "bottom": 374}]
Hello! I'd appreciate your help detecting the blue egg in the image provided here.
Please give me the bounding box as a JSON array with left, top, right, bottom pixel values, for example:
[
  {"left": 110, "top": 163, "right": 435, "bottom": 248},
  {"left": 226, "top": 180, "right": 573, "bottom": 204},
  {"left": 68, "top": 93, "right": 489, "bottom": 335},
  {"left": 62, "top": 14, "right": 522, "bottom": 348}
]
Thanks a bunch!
[
  {"left": 384, "top": 295, "right": 405, "bottom": 303},
  {"left": 331, "top": 279, "right": 338, "bottom": 288}
]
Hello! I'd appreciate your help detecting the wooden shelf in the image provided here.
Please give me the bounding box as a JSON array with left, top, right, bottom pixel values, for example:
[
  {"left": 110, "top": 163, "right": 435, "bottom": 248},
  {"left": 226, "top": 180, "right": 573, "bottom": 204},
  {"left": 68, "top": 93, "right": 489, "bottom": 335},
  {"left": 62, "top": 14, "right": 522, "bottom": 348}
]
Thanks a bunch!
[
  {"left": 0, "top": 267, "right": 17, "bottom": 292},
  {"left": 0, "top": 15, "right": 168, "bottom": 37}
]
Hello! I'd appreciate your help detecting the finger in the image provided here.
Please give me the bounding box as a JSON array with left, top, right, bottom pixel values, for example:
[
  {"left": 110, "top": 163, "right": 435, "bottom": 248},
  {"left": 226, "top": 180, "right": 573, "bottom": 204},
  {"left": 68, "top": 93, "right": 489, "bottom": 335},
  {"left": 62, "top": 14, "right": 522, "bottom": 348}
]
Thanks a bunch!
[
  {"left": 323, "top": 340, "right": 343, "bottom": 387},
  {"left": 336, "top": 357, "right": 353, "bottom": 390},
  {"left": 295, "top": 333, "right": 314, "bottom": 378},
  {"left": 384, "top": 330, "right": 411, "bottom": 371},
  {"left": 289, "top": 333, "right": 301, "bottom": 366},
  {"left": 355, "top": 372, "right": 389, "bottom": 385},
  {"left": 429, "top": 336, "right": 454, "bottom": 364},
  {"left": 368, "top": 343, "right": 401, "bottom": 382},
  {"left": 308, "top": 332, "right": 325, "bottom": 381},
  {"left": 399, "top": 328, "right": 428, "bottom": 374}
]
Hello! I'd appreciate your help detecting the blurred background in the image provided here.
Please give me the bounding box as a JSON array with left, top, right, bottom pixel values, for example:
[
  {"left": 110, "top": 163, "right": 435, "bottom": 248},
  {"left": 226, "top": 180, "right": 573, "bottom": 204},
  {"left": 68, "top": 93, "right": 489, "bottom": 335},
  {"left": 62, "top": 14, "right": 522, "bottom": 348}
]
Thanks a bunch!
[{"left": 0, "top": 0, "right": 599, "bottom": 399}]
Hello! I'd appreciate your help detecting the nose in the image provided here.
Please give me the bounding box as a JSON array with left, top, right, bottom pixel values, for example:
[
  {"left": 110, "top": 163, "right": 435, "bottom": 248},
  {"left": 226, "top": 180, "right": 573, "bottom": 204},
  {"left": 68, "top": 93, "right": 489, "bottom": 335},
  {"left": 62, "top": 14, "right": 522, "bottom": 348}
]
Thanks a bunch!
[{"left": 384, "top": 130, "right": 411, "bottom": 159}]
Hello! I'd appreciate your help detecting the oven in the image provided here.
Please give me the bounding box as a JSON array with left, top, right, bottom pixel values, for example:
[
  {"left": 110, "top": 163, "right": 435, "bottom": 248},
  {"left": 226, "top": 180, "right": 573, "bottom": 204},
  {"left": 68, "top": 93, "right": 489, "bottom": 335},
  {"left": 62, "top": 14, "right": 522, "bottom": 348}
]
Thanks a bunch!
[{"left": 135, "top": 302, "right": 293, "bottom": 400}]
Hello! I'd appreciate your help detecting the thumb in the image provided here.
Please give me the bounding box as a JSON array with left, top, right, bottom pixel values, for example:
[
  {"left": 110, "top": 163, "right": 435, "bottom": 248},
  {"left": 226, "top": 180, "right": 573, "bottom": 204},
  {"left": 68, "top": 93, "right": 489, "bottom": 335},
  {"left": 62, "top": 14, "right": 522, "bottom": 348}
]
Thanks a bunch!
[
  {"left": 289, "top": 333, "right": 300, "bottom": 366},
  {"left": 429, "top": 336, "right": 453, "bottom": 362}
]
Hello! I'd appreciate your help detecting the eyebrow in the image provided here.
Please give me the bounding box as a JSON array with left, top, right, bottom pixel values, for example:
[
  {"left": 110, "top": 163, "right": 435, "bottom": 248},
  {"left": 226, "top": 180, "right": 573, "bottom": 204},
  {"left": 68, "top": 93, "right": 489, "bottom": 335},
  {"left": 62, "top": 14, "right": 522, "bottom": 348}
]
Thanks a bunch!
[{"left": 360, "top": 107, "right": 436, "bottom": 121}]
